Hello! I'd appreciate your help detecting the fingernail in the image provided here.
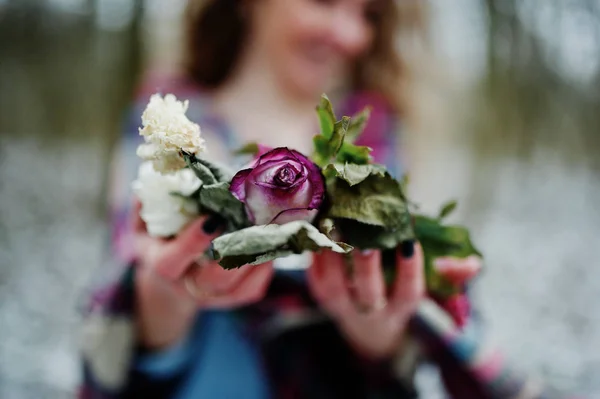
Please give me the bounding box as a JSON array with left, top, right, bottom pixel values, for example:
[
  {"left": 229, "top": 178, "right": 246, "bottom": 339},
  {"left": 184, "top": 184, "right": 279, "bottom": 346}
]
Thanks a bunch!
[
  {"left": 202, "top": 215, "right": 224, "bottom": 235},
  {"left": 400, "top": 240, "right": 415, "bottom": 258},
  {"left": 360, "top": 249, "right": 374, "bottom": 256}
]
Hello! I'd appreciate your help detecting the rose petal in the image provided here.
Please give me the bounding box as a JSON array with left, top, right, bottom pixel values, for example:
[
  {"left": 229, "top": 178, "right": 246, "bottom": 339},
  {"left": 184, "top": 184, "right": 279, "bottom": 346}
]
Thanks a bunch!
[
  {"left": 253, "top": 158, "right": 303, "bottom": 181},
  {"left": 244, "top": 185, "right": 278, "bottom": 225},
  {"left": 243, "top": 144, "right": 275, "bottom": 169},
  {"left": 286, "top": 150, "right": 325, "bottom": 210},
  {"left": 272, "top": 164, "right": 300, "bottom": 186},
  {"left": 230, "top": 168, "right": 252, "bottom": 201},
  {"left": 271, "top": 208, "right": 319, "bottom": 225},
  {"left": 255, "top": 144, "right": 274, "bottom": 158},
  {"left": 246, "top": 176, "right": 313, "bottom": 225},
  {"left": 254, "top": 164, "right": 308, "bottom": 192},
  {"left": 253, "top": 158, "right": 306, "bottom": 186},
  {"left": 255, "top": 147, "right": 298, "bottom": 165}
]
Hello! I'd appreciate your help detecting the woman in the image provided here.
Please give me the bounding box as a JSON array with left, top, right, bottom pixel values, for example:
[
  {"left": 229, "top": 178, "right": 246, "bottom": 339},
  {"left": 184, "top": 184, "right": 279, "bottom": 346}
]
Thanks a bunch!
[{"left": 80, "top": 1, "right": 565, "bottom": 398}]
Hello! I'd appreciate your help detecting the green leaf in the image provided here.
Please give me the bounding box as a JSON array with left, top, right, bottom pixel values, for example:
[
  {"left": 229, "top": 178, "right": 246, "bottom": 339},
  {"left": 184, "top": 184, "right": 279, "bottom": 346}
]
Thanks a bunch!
[
  {"left": 335, "top": 105, "right": 373, "bottom": 164},
  {"left": 311, "top": 135, "right": 330, "bottom": 167},
  {"left": 311, "top": 95, "right": 372, "bottom": 166},
  {"left": 372, "top": 212, "right": 483, "bottom": 298},
  {"left": 399, "top": 174, "right": 410, "bottom": 193},
  {"left": 183, "top": 152, "right": 234, "bottom": 183},
  {"left": 318, "top": 218, "right": 354, "bottom": 252},
  {"left": 319, "top": 218, "right": 336, "bottom": 236},
  {"left": 335, "top": 219, "right": 414, "bottom": 250},
  {"left": 235, "top": 142, "right": 260, "bottom": 157},
  {"left": 198, "top": 182, "right": 250, "bottom": 230},
  {"left": 438, "top": 200, "right": 458, "bottom": 220},
  {"left": 326, "top": 170, "right": 410, "bottom": 230},
  {"left": 316, "top": 94, "right": 336, "bottom": 139},
  {"left": 211, "top": 220, "right": 352, "bottom": 269},
  {"left": 312, "top": 116, "right": 350, "bottom": 167},
  {"left": 185, "top": 158, "right": 217, "bottom": 185},
  {"left": 182, "top": 153, "right": 250, "bottom": 231},
  {"left": 414, "top": 215, "right": 481, "bottom": 258},
  {"left": 332, "top": 116, "right": 350, "bottom": 156},
  {"left": 323, "top": 163, "right": 386, "bottom": 186},
  {"left": 323, "top": 164, "right": 415, "bottom": 250},
  {"left": 414, "top": 214, "right": 482, "bottom": 297},
  {"left": 336, "top": 142, "right": 372, "bottom": 165},
  {"left": 346, "top": 107, "right": 372, "bottom": 142}
]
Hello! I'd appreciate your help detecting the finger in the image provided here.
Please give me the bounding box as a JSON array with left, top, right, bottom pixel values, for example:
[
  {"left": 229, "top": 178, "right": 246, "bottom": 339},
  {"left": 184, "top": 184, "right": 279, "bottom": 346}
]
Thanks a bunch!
[
  {"left": 225, "top": 262, "right": 274, "bottom": 303},
  {"left": 307, "top": 251, "right": 353, "bottom": 318},
  {"left": 133, "top": 233, "right": 164, "bottom": 265},
  {"left": 154, "top": 216, "right": 223, "bottom": 280},
  {"left": 351, "top": 250, "right": 385, "bottom": 310},
  {"left": 190, "top": 263, "right": 256, "bottom": 294},
  {"left": 131, "top": 197, "right": 147, "bottom": 233},
  {"left": 199, "top": 263, "right": 274, "bottom": 308},
  {"left": 434, "top": 256, "right": 481, "bottom": 286},
  {"left": 133, "top": 224, "right": 165, "bottom": 265},
  {"left": 306, "top": 250, "right": 326, "bottom": 282},
  {"left": 390, "top": 241, "right": 425, "bottom": 316}
]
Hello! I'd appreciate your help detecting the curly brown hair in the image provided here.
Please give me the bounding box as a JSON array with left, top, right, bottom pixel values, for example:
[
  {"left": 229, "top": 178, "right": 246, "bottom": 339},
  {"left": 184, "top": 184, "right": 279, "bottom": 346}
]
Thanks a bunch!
[{"left": 184, "top": 0, "right": 426, "bottom": 113}]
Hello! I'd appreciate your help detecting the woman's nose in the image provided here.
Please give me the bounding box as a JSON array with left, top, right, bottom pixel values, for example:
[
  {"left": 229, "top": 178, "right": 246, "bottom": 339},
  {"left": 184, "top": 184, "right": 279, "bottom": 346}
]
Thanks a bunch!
[{"left": 328, "top": 8, "right": 372, "bottom": 58}]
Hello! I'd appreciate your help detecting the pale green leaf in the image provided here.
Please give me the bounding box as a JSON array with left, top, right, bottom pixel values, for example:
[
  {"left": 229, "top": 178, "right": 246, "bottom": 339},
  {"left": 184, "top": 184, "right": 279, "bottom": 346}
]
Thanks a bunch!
[
  {"left": 186, "top": 158, "right": 216, "bottom": 185},
  {"left": 335, "top": 219, "right": 413, "bottom": 250},
  {"left": 316, "top": 94, "right": 336, "bottom": 139},
  {"left": 326, "top": 171, "right": 410, "bottom": 229},
  {"left": 331, "top": 116, "right": 350, "bottom": 157},
  {"left": 346, "top": 107, "right": 372, "bottom": 142},
  {"left": 336, "top": 142, "right": 372, "bottom": 165},
  {"left": 438, "top": 200, "right": 458, "bottom": 220},
  {"left": 183, "top": 153, "right": 234, "bottom": 183},
  {"left": 319, "top": 217, "right": 335, "bottom": 236},
  {"left": 211, "top": 220, "right": 351, "bottom": 269},
  {"left": 311, "top": 115, "right": 350, "bottom": 167},
  {"left": 318, "top": 217, "right": 354, "bottom": 252},
  {"left": 198, "top": 182, "right": 250, "bottom": 230},
  {"left": 323, "top": 163, "right": 386, "bottom": 186},
  {"left": 181, "top": 153, "right": 250, "bottom": 231},
  {"left": 399, "top": 174, "right": 410, "bottom": 192},
  {"left": 323, "top": 166, "right": 413, "bottom": 250},
  {"left": 311, "top": 94, "right": 372, "bottom": 166}
]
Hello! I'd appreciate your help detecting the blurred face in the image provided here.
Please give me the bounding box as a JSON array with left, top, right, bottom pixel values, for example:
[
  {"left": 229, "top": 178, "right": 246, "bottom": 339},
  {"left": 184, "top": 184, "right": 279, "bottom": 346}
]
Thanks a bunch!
[{"left": 249, "top": 0, "right": 380, "bottom": 99}]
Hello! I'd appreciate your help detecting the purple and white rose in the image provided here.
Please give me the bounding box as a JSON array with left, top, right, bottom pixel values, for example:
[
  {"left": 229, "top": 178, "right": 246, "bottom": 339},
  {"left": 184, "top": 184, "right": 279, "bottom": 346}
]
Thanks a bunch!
[{"left": 230, "top": 147, "right": 325, "bottom": 225}]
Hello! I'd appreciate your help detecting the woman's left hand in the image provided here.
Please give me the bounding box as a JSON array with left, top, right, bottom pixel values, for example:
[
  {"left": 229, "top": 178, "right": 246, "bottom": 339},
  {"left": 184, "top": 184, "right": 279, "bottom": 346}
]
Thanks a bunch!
[{"left": 307, "top": 242, "right": 481, "bottom": 360}]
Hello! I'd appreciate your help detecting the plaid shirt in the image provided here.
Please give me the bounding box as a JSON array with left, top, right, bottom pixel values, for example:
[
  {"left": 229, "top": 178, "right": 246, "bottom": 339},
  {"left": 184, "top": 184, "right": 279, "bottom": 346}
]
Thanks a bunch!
[{"left": 79, "top": 79, "right": 576, "bottom": 399}]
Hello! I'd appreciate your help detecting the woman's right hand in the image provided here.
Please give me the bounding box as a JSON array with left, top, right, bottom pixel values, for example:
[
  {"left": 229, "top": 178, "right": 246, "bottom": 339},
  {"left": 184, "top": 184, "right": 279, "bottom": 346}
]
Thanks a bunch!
[{"left": 132, "top": 199, "right": 274, "bottom": 349}]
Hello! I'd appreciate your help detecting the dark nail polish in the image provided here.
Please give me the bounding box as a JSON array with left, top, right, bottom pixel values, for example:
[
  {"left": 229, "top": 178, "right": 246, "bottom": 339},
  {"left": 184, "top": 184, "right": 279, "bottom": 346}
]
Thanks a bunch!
[
  {"left": 400, "top": 240, "right": 415, "bottom": 258},
  {"left": 202, "top": 215, "right": 223, "bottom": 235}
]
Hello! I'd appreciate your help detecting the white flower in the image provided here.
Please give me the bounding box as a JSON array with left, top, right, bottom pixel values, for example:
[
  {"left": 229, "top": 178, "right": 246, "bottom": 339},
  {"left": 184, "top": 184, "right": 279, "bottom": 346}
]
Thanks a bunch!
[
  {"left": 132, "top": 161, "right": 202, "bottom": 237},
  {"left": 137, "top": 93, "right": 206, "bottom": 173}
]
